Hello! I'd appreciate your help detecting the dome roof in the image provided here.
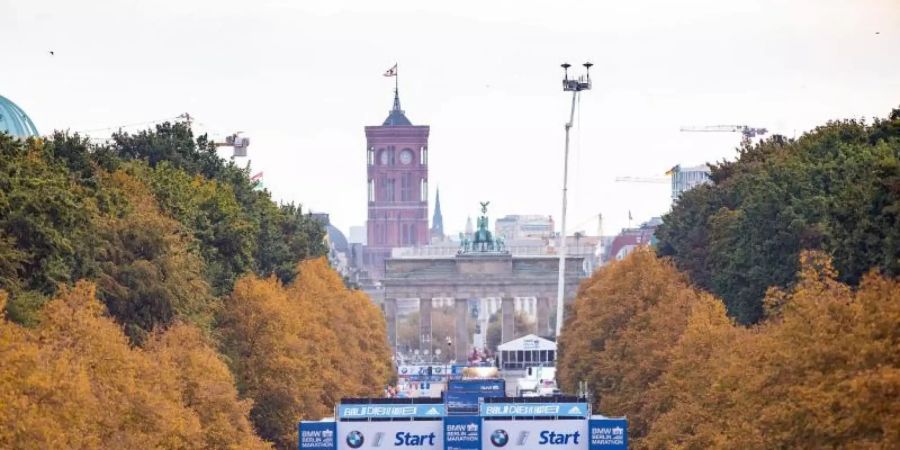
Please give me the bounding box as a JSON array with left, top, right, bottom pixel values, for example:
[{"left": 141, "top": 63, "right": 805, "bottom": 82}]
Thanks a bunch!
[
  {"left": 325, "top": 224, "right": 349, "bottom": 253},
  {"left": 0, "top": 95, "right": 39, "bottom": 138}
]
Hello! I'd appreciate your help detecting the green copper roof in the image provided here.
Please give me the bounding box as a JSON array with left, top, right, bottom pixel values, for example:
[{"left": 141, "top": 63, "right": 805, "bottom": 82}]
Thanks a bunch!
[{"left": 0, "top": 95, "right": 39, "bottom": 138}]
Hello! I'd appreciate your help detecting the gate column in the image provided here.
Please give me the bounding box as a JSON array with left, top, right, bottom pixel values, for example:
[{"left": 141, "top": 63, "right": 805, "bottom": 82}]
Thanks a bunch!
[{"left": 501, "top": 296, "right": 515, "bottom": 345}]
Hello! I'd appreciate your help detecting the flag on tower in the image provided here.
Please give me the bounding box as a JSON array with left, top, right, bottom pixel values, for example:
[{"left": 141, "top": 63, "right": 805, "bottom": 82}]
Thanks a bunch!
[
  {"left": 628, "top": 210, "right": 633, "bottom": 221},
  {"left": 250, "top": 171, "right": 263, "bottom": 181},
  {"left": 383, "top": 63, "right": 397, "bottom": 77}
]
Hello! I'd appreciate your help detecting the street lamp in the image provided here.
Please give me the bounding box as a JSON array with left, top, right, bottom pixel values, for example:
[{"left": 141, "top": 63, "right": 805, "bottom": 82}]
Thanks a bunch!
[{"left": 555, "top": 62, "right": 592, "bottom": 338}]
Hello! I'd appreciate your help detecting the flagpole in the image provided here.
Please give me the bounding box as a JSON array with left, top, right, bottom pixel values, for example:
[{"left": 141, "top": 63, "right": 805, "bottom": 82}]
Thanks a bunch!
[{"left": 395, "top": 63, "right": 399, "bottom": 96}]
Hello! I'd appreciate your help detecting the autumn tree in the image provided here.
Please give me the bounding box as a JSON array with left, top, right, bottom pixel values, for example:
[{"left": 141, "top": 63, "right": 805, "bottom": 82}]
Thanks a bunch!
[
  {"left": 639, "top": 295, "right": 745, "bottom": 449},
  {"left": 0, "top": 281, "right": 268, "bottom": 449},
  {"left": 288, "top": 258, "right": 392, "bottom": 404},
  {"left": 639, "top": 252, "right": 900, "bottom": 449},
  {"left": 219, "top": 274, "right": 329, "bottom": 448},
  {"left": 557, "top": 248, "right": 703, "bottom": 441},
  {"left": 145, "top": 323, "right": 271, "bottom": 450},
  {"left": 219, "top": 258, "right": 392, "bottom": 450}
]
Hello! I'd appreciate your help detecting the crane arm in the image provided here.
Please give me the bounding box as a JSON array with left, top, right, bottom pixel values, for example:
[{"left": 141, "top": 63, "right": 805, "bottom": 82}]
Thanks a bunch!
[
  {"left": 615, "top": 176, "right": 668, "bottom": 184},
  {"left": 680, "top": 125, "right": 768, "bottom": 138}
]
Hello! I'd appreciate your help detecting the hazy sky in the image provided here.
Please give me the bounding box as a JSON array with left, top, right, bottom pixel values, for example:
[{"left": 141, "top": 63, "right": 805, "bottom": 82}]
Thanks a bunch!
[{"left": 3, "top": 0, "right": 899, "bottom": 238}]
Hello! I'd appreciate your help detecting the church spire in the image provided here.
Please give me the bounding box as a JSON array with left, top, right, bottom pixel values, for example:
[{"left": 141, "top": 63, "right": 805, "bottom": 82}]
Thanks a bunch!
[{"left": 431, "top": 187, "right": 444, "bottom": 239}]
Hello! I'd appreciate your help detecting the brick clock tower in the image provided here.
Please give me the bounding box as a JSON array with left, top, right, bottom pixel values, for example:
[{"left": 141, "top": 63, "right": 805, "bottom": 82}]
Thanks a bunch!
[{"left": 364, "top": 89, "right": 430, "bottom": 276}]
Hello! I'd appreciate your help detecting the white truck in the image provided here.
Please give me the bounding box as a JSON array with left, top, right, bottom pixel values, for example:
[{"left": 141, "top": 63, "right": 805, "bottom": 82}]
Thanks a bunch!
[{"left": 515, "top": 366, "right": 559, "bottom": 397}]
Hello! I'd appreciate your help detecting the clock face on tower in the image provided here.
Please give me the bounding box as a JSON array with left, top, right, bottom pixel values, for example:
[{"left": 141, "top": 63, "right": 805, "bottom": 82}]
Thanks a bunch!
[{"left": 400, "top": 149, "right": 413, "bottom": 165}]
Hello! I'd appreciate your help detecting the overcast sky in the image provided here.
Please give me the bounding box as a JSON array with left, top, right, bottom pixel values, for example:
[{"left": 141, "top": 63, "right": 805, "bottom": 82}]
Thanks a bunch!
[{"left": 3, "top": 0, "right": 899, "bottom": 238}]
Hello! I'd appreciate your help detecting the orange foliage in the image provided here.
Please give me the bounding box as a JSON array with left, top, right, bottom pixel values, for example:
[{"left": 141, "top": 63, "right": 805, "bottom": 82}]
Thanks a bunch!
[
  {"left": 557, "top": 248, "right": 702, "bottom": 440},
  {"left": 0, "top": 281, "right": 267, "bottom": 449},
  {"left": 561, "top": 249, "right": 900, "bottom": 449},
  {"left": 220, "top": 257, "right": 392, "bottom": 450}
]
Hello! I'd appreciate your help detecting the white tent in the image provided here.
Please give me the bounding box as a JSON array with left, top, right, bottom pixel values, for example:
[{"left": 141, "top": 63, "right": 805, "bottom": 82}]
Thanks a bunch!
[{"left": 497, "top": 334, "right": 557, "bottom": 370}]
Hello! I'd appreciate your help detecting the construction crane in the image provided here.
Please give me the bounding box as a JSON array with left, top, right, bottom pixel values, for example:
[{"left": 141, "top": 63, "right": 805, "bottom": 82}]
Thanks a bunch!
[
  {"left": 615, "top": 176, "right": 667, "bottom": 184},
  {"left": 213, "top": 132, "right": 251, "bottom": 158},
  {"left": 680, "top": 125, "right": 768, "bottom": 140}
]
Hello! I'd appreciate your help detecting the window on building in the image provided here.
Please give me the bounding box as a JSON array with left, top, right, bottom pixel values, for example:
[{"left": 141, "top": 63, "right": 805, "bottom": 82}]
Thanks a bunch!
[
  {"left": 420, "top": 178, "right": 427, "bottom": 202},
  {"left": 384, "top": 178, "right": 395, "bottom": 201},
  {"left": 368, "top": 179, "right": 374, "bottom": 202},
  {"left": 400, "top": 173, "right": 411, "bottom": 201},
  {"left": 368, "top": 147, "right": 374, "bottom": 166},
  {"left": 420, "top": 146, "right": 427, "bottom": 165}
]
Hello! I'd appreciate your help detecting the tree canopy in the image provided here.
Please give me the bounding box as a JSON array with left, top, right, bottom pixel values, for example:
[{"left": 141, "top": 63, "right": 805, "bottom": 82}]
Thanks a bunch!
[
  {"left": 558, "top": 249, "right": 900, "bottom": 449},
  {"left": 1, "top": 124, "right": 384, "bottom": 450},
  {"left": 656, "top": 108, "right": 900, "bottom": 324},
  {"left": 1, "top": 123, "right": 326, "bottom": 335}
]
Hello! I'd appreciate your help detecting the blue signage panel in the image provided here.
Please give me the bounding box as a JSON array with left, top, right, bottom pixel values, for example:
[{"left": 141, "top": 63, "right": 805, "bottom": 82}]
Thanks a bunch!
[
  {"left": 447, "top": 379, "right": 505, "bottom": 393},
  {"left": 337, "top": 404, "right": 445, "bottom": 419},
  {"left": 446, "top": 392, "right": 483, "bottom": 415},
  {"left": 299, "top": 421, "right": 337, "bottom": 450},
  {"left": 588, "top": 418, "right": 628, "bottom": 450},
  {"left": 443, "top": 416, "right": 481, "bottom": 450},
  {"left": 480, "top": 403, "right": 589, "bottom": 418}
]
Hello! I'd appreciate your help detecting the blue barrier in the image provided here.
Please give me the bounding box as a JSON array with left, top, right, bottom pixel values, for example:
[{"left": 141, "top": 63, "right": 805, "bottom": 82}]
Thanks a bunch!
[
  {"left": 480, "top": 402, "right": 589, "bottom": 418},
  {"left": 337, "top": 404, "right": 445, "bottom": 419}
]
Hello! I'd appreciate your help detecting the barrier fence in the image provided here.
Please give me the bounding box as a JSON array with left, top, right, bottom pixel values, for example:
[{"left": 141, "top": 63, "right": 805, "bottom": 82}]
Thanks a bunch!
[{"left": 299, "top": 397, "right": 626, "bottom": 450}]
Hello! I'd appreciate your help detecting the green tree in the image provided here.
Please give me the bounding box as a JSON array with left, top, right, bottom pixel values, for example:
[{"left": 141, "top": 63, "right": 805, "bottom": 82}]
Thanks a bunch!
[
  {"left": 94, "top": 169, "right": 216, "bottom": 343},
  {"left": 657, "top": 108, "right": 900, "bottom": 324},
  {"left": 0, "top": 135, "right": 98, "bottom": 322}
]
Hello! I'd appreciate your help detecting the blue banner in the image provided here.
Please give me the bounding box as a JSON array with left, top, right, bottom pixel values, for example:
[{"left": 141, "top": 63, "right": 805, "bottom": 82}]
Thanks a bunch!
[
  {"left": 588, "top": 418, "right": 627, "bottom": 450},
  {"left": 479, "top": 403, "right": 589, "bottom": 418},
  {"left": 443, "top": 416, "right": 481, "bottom": 450},
  {"left": 337, "top": 404, "right": 445, "bottom": 419},
  {"left": 406, "top": 375, "right": 446, "bottom": 382},
  {"left": 446, "top": 391, "right": 483, "bottom": 415},
  {"left": 447, "top": 379, "right": 505, "bottom": 393},
  {"left": 299, "top": 421, "right": 337, "bottom": 450}
]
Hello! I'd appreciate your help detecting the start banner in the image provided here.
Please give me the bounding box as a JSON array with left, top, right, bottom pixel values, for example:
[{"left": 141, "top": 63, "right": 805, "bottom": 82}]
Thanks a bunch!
[
  {"left": 336, "top": 420, "right": 443, "bottom": 450},
  {"left": 481, "top": 419, "right": 588, "bottom": 450}
]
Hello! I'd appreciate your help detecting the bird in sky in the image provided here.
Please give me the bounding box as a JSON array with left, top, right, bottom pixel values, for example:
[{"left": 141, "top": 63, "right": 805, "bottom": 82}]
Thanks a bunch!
[{"left": 48, "top": 50, "right": 54, "bottom": 56}]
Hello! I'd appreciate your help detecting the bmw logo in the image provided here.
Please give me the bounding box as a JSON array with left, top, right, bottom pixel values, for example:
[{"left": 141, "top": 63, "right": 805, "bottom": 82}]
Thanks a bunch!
[
  {"left": 490, "top": 429, "right": 509, "bottom": 447},
  {"left": 346, "top": 430, "right": 364, "bottom": 448}
]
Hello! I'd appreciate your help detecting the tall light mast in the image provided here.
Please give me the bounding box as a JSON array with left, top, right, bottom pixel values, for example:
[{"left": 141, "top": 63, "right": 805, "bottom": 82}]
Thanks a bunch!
[{"left": 555, "top": 62, "right": 592, "bottom": 338}]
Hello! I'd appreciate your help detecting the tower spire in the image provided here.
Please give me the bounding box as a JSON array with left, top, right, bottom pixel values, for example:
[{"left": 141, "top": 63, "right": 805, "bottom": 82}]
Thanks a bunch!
[
  {"left": 431, "top": 186, "right": 444, "bottom": 240},
  {"left": 392, "top": 85, "right": 402, "bottom": 112}
]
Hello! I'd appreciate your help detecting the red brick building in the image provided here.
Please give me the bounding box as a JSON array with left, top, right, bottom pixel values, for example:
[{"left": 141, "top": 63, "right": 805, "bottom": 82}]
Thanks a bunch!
[{"left": 364, "top": 90, "right": 430, "bottom": 276}]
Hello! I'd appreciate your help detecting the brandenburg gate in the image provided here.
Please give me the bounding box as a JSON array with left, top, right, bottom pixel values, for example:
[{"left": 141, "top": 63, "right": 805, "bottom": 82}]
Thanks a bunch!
[{"left": 382, "top": 203, "right": 585, "bottom": 360}]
